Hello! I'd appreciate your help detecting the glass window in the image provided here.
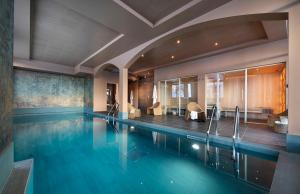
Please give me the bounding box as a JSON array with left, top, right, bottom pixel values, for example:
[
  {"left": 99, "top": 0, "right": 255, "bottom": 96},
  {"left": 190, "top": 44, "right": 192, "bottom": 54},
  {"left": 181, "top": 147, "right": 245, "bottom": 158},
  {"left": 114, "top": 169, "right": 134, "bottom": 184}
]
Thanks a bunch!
[
  {"left": 187, "top": 83, "right": 192, "bottom": 98},
  {"left": 172, "top": 85, "right": 177, "bottom": 98}
]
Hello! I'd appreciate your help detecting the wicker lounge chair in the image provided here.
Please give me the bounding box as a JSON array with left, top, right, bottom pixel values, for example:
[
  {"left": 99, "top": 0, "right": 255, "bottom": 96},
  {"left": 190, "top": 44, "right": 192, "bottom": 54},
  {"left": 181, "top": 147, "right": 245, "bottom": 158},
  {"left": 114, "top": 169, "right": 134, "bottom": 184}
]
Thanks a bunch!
[
  {"left": 185, "top": 102, "right": 206, "bottom": 122},
  {"left": 147, "top": 102, "right": 162, "bottom": 116},
  {"left": 128, "top": 103, "right": 141, "bottom": 119}
]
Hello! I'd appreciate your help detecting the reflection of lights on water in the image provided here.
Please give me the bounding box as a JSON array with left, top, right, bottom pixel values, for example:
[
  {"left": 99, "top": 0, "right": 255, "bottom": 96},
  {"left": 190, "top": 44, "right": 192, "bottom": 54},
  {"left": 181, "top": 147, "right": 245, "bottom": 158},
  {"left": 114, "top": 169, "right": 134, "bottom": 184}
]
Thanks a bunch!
[
  {"left": 130, "top": 126, "right": 135, "bottom": 131},
  {"left": 170, "top": 180, "right": 174, "bottom": 184},
  {"left": 192, "top": 144, "right": 200, "bottom": 150}
]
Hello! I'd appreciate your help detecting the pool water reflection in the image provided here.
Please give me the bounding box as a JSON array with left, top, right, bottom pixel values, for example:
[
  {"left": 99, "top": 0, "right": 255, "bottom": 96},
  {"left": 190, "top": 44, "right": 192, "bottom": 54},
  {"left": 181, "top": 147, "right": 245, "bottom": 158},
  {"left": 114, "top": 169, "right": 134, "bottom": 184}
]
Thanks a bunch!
[{"left": 13, "top": 114, "right": 276, "bottom": 194}]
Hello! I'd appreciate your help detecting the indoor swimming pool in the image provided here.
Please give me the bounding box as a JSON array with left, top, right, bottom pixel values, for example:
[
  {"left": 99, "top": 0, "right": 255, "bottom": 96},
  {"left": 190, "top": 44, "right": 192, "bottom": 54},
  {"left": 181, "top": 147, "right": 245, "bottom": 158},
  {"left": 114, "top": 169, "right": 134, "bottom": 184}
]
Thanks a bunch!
[{"left": 13, "top": 114, "right": 277, "bottom": 194}]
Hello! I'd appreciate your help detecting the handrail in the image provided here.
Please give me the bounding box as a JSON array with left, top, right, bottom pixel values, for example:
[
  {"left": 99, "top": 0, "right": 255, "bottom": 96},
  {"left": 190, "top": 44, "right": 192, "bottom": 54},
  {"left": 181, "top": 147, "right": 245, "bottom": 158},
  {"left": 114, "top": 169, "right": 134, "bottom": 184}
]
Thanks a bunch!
[
  {"left": 206, "top": 105, "right": 217, "bottom": 138},
  {"left": 112, "top": 103, "right": 119, "bottom": 124},
  {"left": 232, "top": 106, "right": 240, "bottom": 160},
  {"left": 106, "top": 102, "right": 119, "bottom": 121},
  {"left": 206, "top": 105, "right": 216, "bottom": 153}
]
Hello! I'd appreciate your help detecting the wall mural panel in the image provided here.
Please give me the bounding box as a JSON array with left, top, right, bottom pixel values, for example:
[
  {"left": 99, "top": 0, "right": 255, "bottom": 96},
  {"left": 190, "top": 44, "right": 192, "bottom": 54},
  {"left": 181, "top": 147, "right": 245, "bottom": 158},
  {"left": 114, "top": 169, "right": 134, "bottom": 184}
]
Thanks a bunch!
[
  {"left": 13, "top": 69, "right": 93, "bottom": 110},
  {"left": 84, "top": 75, "right": 94, "bottom": 112}
]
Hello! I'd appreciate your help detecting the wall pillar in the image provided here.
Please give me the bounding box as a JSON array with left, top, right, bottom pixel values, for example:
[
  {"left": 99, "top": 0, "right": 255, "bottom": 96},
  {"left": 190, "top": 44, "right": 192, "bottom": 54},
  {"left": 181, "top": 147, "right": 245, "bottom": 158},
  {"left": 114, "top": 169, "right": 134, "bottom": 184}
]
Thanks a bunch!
[
  {"left": 118, "top": 68, "right": 128, "bottom": 119},
  {"left": 198, "top": 74, "right": 206, "bottom": 113},
  {"left": 287, "top": 3, "right": 300, "bottom": 152},
  {"left": 0, "top": 0, "right": 14, "bottom": 191}
]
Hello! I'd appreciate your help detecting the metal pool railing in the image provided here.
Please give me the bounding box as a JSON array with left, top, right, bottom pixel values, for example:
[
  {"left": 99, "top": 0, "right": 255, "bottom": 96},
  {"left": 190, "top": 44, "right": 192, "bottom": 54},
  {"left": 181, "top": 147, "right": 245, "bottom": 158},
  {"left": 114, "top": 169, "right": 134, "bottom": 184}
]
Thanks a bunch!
[
  {"left": 206, "top": 105, "right": 217, "bottom": 152},
  {"left": 232, "top": 106, "right": 240, "bottom": 160},
  {"left": 106, "top": 102, "right": 119, "bottom": 122}
]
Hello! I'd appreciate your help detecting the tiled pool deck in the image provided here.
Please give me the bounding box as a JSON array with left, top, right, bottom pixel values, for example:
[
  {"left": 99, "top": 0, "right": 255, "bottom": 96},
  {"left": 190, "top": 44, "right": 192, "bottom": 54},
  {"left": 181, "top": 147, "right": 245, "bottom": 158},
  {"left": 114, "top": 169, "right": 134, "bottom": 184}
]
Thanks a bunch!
[
  {"left": 133, "top": 114, "right": 286, "bottom": 150},
  {"left": 270, "top": 151, "right": 300, "bottom": 194}
]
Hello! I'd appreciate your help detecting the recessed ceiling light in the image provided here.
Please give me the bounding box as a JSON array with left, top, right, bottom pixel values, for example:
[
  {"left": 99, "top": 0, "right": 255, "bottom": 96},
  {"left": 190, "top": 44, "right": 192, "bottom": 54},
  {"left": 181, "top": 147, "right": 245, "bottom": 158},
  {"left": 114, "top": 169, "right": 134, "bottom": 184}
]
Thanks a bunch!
[
  {"left": 171, "top": 55, "right": 175, "bottom": 59},
  {"left": 141, "top": 54, "right": 144, "bottom": 57},
  {"left": 176, "top": 39, "right": 181, "bottom": 44},
  {"left": 214, "top": 42, "right": 219, "bottom": 46},
  {"left": 192, "top": 143, "right": 200, "bottom": 150}
]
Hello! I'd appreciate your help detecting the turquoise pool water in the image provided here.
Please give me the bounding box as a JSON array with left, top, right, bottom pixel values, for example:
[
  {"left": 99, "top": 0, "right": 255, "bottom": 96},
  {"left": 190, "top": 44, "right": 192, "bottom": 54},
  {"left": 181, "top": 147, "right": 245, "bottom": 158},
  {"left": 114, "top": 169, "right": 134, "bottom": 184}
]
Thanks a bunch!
[{"left": 13, "top": 114, "right": 276, "bottom": 194}]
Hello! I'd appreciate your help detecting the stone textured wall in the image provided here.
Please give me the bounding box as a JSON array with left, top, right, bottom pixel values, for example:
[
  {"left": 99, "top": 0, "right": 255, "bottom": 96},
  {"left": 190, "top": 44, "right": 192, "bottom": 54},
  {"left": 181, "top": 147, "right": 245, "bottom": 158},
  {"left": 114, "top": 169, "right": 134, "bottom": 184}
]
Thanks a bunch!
[
  {"left": 84, "top": 75, "right": 93, "bottom": 112},
  {"left": 13, "top": 69, "right": 93, "bottom": 110},
  {"left": 0, "top": 0, "right": 14, "bottom": 153}
]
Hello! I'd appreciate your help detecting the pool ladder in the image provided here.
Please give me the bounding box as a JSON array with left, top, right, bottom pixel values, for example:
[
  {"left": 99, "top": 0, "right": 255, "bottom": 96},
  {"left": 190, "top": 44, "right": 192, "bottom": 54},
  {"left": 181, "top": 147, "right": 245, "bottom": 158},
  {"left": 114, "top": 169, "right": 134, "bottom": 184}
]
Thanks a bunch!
[
  {"left": 206, "top": 105, "right": 217, "bottom": 152},
  {"left": 232, "top": 106, "right": 240, "bottom": 177},
  {"left": 205, "top": 105, "right": 240, "bottom": 177},
  {"left": 232, "top": 106, "right": 240, "bottom": 160},
  {"left": 106, "top": 102, "right": 119, "bottom": 123}
]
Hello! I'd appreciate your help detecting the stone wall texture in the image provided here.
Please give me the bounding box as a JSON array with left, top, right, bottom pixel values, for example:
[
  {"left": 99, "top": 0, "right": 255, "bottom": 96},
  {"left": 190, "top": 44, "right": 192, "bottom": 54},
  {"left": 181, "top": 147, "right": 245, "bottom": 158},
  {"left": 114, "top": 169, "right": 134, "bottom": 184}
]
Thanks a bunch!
[
  {"left": 13, "top": 69, "right": 93, "bottom": 109},
  {"left": 84, "top": 75, "right": 93, "bottom": 111},
  {"left": 0, "top": 0, "right": 14, "bottom": 153}
]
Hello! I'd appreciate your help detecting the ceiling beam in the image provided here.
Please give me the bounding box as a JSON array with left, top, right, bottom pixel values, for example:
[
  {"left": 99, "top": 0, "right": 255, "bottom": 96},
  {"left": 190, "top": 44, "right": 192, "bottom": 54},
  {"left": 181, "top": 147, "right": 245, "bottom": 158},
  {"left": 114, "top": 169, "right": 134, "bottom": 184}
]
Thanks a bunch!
[
  {"left": 14, "top": 58, "right": 92, "bottom": 75},
  {"left": 154, "top": 0, "right": 203, "bottom": 27},
  {"left": 112, "top": 0, "right": 154, "bottom": 28},
  {"left": 75, "top": 34, "right": 124, "bottom": 70}
]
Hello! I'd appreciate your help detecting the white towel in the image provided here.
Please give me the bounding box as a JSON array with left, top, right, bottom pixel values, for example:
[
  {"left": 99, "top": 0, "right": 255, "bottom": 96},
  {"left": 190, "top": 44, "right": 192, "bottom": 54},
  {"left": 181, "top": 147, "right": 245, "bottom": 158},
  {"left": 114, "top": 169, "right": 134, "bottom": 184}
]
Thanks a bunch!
[{"left": 190, "top": 111, "right": 198, "bottom": 120}]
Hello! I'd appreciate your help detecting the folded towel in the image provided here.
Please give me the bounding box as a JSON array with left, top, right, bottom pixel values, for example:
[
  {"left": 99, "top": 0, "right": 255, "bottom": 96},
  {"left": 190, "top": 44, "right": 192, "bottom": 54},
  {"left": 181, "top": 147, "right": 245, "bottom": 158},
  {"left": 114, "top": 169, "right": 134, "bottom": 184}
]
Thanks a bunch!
[{"left": 191, "top": 111, "right": 198, "bottom": 120}]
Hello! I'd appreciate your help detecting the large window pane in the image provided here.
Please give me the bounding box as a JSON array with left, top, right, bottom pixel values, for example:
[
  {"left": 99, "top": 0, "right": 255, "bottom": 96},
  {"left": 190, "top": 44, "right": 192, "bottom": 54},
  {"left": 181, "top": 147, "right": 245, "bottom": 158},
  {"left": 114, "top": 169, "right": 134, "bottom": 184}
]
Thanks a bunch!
[
  {"left": 247, "top": 64, "right": 286, "bottom": 123},
  {"left": 219, "top": 70, "right": 245, "bottom": 119}
]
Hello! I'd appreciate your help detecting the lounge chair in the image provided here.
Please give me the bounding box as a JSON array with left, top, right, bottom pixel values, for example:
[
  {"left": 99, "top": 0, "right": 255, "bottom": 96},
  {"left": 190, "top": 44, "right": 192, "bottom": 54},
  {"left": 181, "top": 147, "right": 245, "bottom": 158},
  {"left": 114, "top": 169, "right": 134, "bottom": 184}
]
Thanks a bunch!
[
  {"left": 267, "top": 109, "right": 288, "bottom": 128},
  {"left": 128, "top": 103, "right": 141, "bottom": 119},
  {"left": 147, "top": 102, "right": 162, "bottom": 115},
  {"left": 185, "top": 102, "right": 206, "bottom": 122}
]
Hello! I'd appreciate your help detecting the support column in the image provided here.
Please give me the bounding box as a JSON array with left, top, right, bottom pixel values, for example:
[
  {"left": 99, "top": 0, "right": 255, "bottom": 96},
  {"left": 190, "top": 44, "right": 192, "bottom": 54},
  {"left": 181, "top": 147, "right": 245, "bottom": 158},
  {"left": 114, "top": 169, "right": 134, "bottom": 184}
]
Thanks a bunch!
[
  {"left": 198, "top": 74, "right": 206, "bottom": 114},
  {"left": 118, "top": 68, "right": 128, "bottom": 119},
  {"left": 288, "top": 3, "right": 300, "bottom": 152}
]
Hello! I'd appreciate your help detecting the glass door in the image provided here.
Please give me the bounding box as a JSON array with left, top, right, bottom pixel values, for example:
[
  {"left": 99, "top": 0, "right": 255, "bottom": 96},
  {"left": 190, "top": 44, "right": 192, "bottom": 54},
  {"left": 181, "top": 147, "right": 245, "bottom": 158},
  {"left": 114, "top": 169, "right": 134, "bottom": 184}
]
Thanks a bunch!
[
  {"left": 206, "top": 73, "right": 221, "bottom": 119},
  {"left": 158, "top": 79, "right": 181, "bottom": 116},
  {"left": 180, "top": 76, "right": 198, "bottom": 116},
  {"left": 160, "top": 81, "right": 167, "bottom": 115},
  {"left": 219, "top": 70, "right": 245, "bottom": 122},
  {"left": 166, "top": 79, "right": 180, "bottom": 115}
]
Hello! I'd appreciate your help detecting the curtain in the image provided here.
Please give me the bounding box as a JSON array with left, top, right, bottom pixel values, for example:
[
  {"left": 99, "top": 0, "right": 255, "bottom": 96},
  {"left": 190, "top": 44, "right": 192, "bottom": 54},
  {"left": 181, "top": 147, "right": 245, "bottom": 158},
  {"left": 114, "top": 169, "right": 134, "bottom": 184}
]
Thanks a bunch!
[
  {"left": 247, "top": 72, "right": 282, "bottom": 114},
  {"left": 221, "top": 76, "right": 245, "bottom": 109}
]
